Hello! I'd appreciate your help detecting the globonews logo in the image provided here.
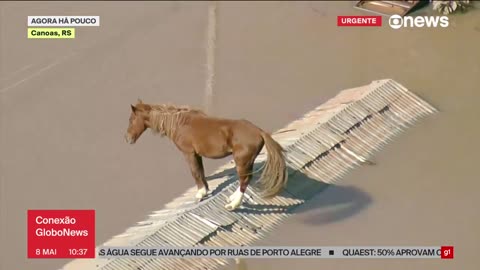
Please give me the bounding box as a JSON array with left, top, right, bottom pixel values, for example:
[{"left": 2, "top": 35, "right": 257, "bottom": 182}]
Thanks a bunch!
[{"left": 388, "top": 15, "right": 449, "bottom": 29}]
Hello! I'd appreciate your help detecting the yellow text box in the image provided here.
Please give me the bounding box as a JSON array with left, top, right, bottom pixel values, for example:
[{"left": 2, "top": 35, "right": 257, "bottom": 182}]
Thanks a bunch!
[{"left": 28, "top": 28, "right": 75, "bottom": 39}]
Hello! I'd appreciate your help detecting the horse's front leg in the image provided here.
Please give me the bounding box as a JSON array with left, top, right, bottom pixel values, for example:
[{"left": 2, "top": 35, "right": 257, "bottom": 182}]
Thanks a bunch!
[{"left": 184, "top": 152, "right": 209, "bottom": 201}]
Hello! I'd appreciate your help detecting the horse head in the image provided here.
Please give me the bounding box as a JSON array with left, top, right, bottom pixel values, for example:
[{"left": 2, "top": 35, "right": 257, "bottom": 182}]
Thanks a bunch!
[{"left": 125, "top": 100, "right": 151, "bottom": 144}]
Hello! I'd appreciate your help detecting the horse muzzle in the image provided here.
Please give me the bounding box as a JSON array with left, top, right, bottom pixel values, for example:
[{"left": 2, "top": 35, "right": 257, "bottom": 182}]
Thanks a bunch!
[{"left": 125, "top": 134, "right": 136, "bottom": 144}]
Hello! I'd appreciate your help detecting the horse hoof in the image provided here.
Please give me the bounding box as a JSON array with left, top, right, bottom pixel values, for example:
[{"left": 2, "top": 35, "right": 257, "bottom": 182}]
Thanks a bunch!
[
  {"left": 225, "top": 201, "right": 242, "bottom": 211},
  {"left": 225, "top": 204, "right": 235, "bottom": 211},
  {"left": 195, "top": 187, "right": 208, "bottom": 200}
]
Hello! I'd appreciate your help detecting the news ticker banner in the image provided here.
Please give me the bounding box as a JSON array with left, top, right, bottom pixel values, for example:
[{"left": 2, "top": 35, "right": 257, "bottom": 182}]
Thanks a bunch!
[
  {"left": 27, "top": 210, "right": 454, "bottom": 260},
  {"left": 27, "top": 16, "right": 99, "bottom": 39},
  {"left": 97, "top": 246, "right": 454, "bottom": 259}
]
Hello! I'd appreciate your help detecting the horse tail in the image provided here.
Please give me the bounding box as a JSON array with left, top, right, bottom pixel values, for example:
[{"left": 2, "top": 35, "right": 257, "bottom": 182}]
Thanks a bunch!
[{"left": 258, "top": 131, "right": 288, "bottom": 198}]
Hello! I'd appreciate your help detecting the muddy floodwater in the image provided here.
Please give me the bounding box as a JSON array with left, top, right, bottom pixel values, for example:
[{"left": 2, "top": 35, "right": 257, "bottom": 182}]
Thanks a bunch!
[{"left": 1, "top": 2, "right": 479, "bottom": 270}]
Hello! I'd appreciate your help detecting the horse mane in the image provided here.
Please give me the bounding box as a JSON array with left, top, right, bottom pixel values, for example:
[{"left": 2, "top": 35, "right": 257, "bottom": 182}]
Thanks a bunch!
[{"left": 148, "top": 104, "right": 206, "bottom": 138}]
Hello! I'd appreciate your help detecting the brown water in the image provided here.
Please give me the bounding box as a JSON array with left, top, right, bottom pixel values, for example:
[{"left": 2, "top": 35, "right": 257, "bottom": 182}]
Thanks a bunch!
[{"left": 1, "top": 2, "right": 479, "bottom": 270}]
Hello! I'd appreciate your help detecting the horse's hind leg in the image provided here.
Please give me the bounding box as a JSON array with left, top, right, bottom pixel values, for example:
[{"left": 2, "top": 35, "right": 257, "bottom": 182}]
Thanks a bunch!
[
  {"left": 225, "top": 163, "right": 253, "bottom": 211},
  {"left": 184, "top": 152, "right": 208, "bottom": 201},
  {"left": 225, "top": 147, "right": 257, "bottom": 211},
  {"left": 227, "top": 161, "right": 253, "bottom": 203}
]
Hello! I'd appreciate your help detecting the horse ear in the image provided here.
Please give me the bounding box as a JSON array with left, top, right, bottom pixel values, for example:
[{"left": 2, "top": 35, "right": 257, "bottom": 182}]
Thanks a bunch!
[
  {"left": 131, "top": 104, "right": 137, "bottom": 114},
  {"left": 137, "top": 98, "right": 143, "bottom": 104}
]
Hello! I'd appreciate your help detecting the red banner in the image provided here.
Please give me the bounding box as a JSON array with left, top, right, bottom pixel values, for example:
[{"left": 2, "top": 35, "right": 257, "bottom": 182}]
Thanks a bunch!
[
  {"left": 27, "top": 209, "right": 95, "bottom": 258},
  {"left": 337, "top": 16, "right": 382, "bottom": 27}
]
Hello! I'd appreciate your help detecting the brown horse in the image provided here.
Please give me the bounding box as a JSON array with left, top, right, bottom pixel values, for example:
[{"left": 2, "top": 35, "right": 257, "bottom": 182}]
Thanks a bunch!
[{"left": 124, "top": 99, "right": 288, "bottom": 211}]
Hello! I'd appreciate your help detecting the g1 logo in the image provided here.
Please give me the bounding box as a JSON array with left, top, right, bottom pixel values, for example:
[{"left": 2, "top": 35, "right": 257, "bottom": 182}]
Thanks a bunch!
[{"left": 441, "top": 246, "right": 454, "bottom": 259}]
